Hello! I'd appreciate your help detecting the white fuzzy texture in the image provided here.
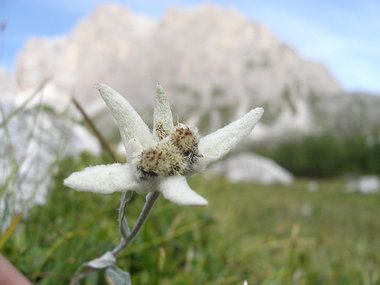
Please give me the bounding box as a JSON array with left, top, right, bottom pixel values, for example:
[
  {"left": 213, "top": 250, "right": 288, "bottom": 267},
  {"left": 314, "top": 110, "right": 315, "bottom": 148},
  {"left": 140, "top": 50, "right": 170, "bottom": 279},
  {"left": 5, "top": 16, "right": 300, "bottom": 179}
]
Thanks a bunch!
[
  {"left": 159, "top": 176, "right": 208, "bottom": 206},
  {"left": 197, "top": 107, "right": 264, "bottom": 168},
  {"left": 64, "top": 163, "right": 138, "bottom": 194},
  {"left": 64, "top": 85, "right": 264, "bottom": 206},
  {"left": 96, "top": 83, "right": 154, "bottom": 149},
  {"left": 153, "top": 84, "right": 174, "bottom": 139},
  {"left": 125, "top": 138, "right": 143, "bottom": 164},
  {"left": 85, "top": 251, "right": 116, "bottom": 269}
]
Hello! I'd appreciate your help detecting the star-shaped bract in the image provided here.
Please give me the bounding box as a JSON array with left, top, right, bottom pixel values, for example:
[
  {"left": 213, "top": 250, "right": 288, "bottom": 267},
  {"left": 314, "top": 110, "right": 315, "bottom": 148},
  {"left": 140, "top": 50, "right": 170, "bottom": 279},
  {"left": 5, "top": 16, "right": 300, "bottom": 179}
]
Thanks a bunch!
[{"left": 64, "top": 84, "right": 263, "bottom": 206}]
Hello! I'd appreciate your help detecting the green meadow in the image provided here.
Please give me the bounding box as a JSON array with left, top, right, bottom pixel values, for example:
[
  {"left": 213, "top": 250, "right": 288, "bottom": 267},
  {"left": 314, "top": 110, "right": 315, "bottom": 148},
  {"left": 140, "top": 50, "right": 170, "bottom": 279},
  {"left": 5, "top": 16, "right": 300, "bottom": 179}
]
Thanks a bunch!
[{"left": 2, "top": 152, "right": 380, "bottom": 284}]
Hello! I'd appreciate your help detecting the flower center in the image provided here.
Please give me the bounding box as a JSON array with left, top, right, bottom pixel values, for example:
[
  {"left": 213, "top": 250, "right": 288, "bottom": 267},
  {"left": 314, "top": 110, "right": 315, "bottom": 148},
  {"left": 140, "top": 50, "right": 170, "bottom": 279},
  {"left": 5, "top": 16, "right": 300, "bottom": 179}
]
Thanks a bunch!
[{"left": 137, "top": 124, "right": 201, "bottom": 178}]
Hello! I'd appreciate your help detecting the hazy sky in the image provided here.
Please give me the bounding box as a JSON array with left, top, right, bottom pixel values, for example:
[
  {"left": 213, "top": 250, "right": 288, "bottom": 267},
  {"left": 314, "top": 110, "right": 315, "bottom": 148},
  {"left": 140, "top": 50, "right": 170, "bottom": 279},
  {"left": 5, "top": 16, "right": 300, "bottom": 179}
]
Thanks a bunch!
[{"left": 1, "top": 0, "right": 379, "bottom": 94}]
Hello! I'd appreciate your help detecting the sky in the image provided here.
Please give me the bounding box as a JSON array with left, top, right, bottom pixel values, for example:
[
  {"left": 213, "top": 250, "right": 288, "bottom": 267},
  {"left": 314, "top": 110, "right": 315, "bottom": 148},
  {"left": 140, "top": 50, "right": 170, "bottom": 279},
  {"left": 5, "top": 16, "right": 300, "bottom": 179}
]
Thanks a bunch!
[{"left": 0, "top": 0, "right": 379, "bottom": 94}]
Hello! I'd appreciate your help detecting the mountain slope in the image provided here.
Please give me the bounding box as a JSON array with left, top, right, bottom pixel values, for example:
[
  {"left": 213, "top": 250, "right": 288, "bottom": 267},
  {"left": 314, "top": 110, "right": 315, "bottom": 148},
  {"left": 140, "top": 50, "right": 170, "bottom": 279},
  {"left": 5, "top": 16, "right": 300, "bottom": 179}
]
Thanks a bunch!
[{"left": 14, "top": 3, "right": 380, "bottom": 141}]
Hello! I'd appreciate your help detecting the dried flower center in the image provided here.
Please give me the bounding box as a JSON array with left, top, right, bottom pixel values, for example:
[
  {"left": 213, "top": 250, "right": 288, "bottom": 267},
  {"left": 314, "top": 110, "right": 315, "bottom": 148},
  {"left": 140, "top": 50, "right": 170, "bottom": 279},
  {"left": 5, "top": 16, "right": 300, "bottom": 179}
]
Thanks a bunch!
[
  {"left": 155, "top": 122, "right": 169, "bottom": 140},
  {"left": 137, "top": 123, "right": 201, "bottom": 178},
  {"left": 171, "top": 126, "right": 199, "bottom": 154}
]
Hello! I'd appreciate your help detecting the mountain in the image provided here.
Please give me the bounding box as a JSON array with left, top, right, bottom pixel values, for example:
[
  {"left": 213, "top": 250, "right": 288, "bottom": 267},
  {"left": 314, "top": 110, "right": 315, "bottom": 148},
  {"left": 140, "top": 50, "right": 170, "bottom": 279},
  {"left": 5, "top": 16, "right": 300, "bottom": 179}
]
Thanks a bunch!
[
  {"left": 0, "top": 65, "right": 18, "bottom": 96},
  {"left": 14, "top": 3, "right": 380, "bottom": 142}
]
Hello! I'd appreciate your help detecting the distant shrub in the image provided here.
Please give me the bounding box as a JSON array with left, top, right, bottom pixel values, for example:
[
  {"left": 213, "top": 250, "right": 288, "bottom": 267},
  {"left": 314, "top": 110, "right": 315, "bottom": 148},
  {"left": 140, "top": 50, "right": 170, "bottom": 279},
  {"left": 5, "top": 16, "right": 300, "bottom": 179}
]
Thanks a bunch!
[{"left": 256, "top": 133, "right": 380, "bottom": 177}]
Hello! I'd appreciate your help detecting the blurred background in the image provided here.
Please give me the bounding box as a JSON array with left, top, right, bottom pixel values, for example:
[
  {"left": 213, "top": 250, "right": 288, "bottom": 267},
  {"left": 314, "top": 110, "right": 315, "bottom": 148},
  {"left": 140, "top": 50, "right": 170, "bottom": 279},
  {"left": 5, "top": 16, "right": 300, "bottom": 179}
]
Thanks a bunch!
[{"left": 1, "top": 1, "right": 380, "bottom": 284}]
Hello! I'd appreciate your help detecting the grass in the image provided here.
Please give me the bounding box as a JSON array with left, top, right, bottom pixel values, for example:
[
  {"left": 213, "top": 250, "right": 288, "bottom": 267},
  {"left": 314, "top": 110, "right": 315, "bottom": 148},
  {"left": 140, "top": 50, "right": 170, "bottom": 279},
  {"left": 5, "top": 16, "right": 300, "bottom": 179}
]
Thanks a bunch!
[{"left": 2, "top": 152, "right": 380, "bottom": 284}]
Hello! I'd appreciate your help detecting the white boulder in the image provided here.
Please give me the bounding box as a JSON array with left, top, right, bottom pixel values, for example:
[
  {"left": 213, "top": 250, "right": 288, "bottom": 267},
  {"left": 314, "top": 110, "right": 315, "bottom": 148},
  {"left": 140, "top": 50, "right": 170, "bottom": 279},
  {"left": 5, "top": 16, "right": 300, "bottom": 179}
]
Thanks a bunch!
[
  {"left": 346, "top": 175, "right": 379, "bottom": 194},
  {"left": 210, "top": 152, "right": 293, "bottom": 185}
]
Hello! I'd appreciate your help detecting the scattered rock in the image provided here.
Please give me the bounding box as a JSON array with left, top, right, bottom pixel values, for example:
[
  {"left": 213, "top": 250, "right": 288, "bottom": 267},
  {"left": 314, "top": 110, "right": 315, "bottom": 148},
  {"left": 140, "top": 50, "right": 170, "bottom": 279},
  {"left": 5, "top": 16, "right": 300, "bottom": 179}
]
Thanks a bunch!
[
  {"left": 307, "top": 180, "right": 319, "bottom": 192},
  {"left": 300, "top": 204, "right": 313, "bottom": 216},
  {"left": 345, "top": 175, "right": 379, "bottom": 194},
  {"left": 210, "top": 152, "right": 293, "bottom": 185}
]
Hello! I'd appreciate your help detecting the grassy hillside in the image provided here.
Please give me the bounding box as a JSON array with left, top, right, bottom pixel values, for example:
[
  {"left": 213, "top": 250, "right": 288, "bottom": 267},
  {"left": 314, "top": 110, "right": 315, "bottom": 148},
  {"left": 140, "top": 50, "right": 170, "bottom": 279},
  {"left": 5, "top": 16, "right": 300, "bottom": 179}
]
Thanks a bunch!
[{"left": 2, "top": 153, "right": 380, "bottom": 284}]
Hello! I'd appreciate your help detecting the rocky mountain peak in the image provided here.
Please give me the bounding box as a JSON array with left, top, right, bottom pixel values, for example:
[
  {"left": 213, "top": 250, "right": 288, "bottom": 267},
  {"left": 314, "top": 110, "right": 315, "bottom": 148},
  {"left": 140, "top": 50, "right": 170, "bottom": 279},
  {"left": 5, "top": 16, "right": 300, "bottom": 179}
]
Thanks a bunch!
[
  {"left": 12, "top": 3, "right": 378, "bottom": 141},
  {"left": 74, "top": 3, "right": 155, "bottom": 39}
]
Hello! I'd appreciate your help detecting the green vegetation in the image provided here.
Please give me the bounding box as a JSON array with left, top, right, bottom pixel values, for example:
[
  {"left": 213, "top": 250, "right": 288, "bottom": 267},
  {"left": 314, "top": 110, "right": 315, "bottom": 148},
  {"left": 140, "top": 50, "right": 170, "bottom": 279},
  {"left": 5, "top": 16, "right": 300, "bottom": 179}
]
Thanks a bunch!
[
  {"left": 257, "top": 133, "right": 380, "bottom": 177},
  {"left": 2, "top": 153, "right": 380, "bottom": 284}
]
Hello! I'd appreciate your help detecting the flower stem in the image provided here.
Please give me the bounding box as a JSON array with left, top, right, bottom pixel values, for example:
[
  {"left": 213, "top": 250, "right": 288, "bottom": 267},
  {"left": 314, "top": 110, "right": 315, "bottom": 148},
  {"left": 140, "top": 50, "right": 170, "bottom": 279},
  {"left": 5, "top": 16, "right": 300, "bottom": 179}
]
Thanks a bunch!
[
  {"left": 112, "top": 191, "right": 160, "bottom": 256},
  {"left": 118, "top": 191, "right": 133, "bottom": 241},
  {"left": 70, "top": 268, "right": 96, "bottom": 285},
  {"left": 70, "top": 191, "right": 160, "bottom": 285}
]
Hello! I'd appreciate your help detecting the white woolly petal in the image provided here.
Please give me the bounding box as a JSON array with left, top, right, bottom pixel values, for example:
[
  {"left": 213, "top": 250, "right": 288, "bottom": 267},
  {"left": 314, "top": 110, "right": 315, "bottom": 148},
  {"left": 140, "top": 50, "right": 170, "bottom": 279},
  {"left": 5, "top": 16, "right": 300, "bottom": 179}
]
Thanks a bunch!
[
  {"left": 153, "top": 84, "right": 174, "bottom": 139},
  {"left": 198, "top": 107, "right": 264, "bottom": 167},
  {"left": 96, "top": 83, "right": 154, "bottom": 149},
  {"left": 64, "top": 163, "right": 138, "bottom": 194},
  {"left": 125, "top": 138, "right": 143, "bottom": 164},
  {"left": 159, "top": 176, "right": 208, "bottom": 206}
]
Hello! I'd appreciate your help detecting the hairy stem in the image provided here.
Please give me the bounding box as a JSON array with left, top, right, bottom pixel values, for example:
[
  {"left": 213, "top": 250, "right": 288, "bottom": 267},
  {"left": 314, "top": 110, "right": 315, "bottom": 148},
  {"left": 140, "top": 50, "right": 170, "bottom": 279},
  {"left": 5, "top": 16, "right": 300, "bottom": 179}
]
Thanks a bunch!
[
  {"left": 112, "top": 191, "right": 160, "bottom": 256},
  {"left": 70, "top": 191, "right": 160, "bottom": 285},
  {"left": 70, "top": 268, "right": 96, "bottom": 285},
  {"left": 118, "top": 191, "right": 133, "bottom": 241}
]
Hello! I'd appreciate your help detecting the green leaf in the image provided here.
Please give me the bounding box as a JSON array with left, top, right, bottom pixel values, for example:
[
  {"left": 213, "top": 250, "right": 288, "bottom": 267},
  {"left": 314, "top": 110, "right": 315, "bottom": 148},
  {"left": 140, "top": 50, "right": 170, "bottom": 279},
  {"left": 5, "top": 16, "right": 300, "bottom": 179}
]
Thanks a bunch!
[
  {"left": 106, "top": 265, "right": 132, "bottom": 285},
  {"left": 85, "top": 251, "right": 116, "bottom": 269}
]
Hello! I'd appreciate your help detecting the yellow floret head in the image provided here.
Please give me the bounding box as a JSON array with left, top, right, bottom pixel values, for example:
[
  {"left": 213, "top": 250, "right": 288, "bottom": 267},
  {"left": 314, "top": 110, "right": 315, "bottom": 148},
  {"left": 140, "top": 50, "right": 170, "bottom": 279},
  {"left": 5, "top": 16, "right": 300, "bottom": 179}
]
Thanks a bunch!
[
  {"left": 137, "top": 141, "right": 187, "bottom": 177},
  {"left": 171, "top": 125, "right": 199, "bottom": 154}
]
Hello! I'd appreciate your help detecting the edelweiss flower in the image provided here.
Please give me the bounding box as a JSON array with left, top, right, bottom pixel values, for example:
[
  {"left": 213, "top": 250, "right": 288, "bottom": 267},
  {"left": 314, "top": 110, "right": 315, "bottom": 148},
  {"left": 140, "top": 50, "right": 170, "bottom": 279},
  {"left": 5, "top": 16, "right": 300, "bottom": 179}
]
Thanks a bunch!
[{"left": 64, "top": 84, "right": 263, "bottom": 206}]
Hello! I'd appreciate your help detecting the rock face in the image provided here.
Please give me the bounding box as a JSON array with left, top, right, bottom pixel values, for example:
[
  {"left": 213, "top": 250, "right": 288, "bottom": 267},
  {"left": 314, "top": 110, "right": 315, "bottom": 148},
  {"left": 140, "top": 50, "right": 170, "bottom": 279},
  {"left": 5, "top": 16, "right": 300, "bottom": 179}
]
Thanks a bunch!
[
  {"left": 0, "top": 66, "right": 18, "bottom": 97},
  {"left": 0, "top": 97, "right": 101, "bottom": 231},
  {"left": 211, "top": 153, "right": 294, "bottom": 185},
  {"left": 14, "top": 3, "right": 380, "bottom": 143}
]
